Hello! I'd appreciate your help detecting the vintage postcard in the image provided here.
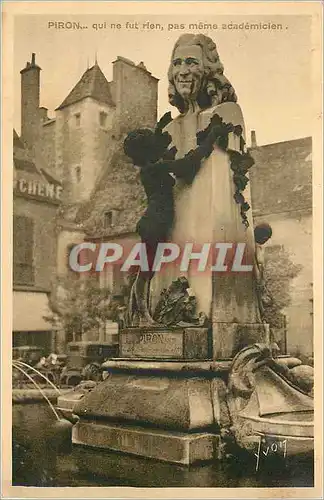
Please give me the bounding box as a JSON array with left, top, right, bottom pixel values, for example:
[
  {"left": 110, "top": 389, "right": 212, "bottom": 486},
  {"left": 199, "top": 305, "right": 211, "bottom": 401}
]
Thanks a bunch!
[{"left": 1, "top": 1, "right": 323, "bottom": 498}]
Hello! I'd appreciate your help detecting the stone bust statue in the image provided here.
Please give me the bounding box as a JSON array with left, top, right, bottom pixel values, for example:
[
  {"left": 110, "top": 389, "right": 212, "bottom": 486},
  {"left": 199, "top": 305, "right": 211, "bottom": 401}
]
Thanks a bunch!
[{"left": 167, "top": 34, "right": 237, "bottom": 114}]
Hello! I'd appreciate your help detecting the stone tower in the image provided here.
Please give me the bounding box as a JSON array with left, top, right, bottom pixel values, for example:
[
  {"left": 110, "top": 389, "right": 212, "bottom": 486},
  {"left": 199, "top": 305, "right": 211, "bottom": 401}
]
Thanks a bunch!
[
  {"left": 54, "top": 57, "right": 159, "bottom": 204},
  {"left": 54, "top": 62, "right": 115, "bottom": 204}
]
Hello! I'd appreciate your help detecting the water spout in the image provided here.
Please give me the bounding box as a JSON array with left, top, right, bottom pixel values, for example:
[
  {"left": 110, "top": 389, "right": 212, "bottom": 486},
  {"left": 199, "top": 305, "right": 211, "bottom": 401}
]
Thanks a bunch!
[
  {"left": 13, "top": 363, "right": 60, "bottom": 421},
  {"left": 14, "top": 360, "right": 61, "bottom": 395}
]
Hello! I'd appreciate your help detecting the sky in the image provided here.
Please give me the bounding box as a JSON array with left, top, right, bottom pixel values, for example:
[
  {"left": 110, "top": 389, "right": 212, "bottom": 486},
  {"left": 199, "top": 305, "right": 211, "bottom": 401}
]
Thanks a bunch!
[{"left": 14, "top": 14, "right": 312, "bottom": 146}]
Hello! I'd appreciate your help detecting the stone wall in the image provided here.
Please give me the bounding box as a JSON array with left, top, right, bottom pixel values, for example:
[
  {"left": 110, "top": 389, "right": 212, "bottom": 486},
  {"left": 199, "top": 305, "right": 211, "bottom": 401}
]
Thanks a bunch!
[
  {"left": 38, "top": 120, "right": 56, "bottom": 173},
  {"left": 80, "top": 147, "right": 145, "bottom": 238},
  {"left": 112, "top": 56, "right": 158, "bottom": 132},
  {"left": 249, "top": 137, "right": 312, "bottom": 217},
  {"left": 55, "top": 100, "right": 88, "bottom": 203}
]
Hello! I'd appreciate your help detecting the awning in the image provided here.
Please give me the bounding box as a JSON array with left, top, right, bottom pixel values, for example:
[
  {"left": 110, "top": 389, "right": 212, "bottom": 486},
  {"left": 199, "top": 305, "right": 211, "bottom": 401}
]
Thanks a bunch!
[{"left": 13, "top": 291, "right": 52, "bottom": 331}]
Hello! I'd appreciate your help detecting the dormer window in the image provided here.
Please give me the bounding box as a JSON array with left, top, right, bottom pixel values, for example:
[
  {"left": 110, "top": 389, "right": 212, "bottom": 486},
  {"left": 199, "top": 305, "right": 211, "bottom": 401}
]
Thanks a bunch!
[
  {"left": 104, "top": 210, "right": 116, "bottom": 228},
  {"left": 75, "top": 113, "right": 81, "bottom": 127},
  {"left": 104, "top": 211, "right": 113, "bottom": 228},
  {"left": 99, "top": 111, "right": 108, "bottom": 128}
]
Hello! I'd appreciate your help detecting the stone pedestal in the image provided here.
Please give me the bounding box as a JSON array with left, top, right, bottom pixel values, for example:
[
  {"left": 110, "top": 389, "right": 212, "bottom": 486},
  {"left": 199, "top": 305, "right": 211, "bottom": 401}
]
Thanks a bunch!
[
  {"left": 74, "top": 369, "right": 227, "bottom": 430},
  {"left": 213, "top": 322, "right": 270, "bottom": 359},
  {"left": 72, "top": 104, "right": 269, "bottom": 466},
  {"left": 72, "top": 360, "right": 230, "bottom": 464},
  {"left": 120, "top": 327, "right": 210, "bottom": 359},
  {"left": 150, "top": 102, "right": 265, "bottom": 359},
  {"left": 73, "top": 421, "right": 221, "bottom": 465}
]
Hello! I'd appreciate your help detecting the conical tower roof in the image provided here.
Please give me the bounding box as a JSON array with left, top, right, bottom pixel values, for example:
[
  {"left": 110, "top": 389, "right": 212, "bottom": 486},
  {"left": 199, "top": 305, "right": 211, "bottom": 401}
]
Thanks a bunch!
[{"left": 56, "top": 63, "right": 114, "bottom": 110}]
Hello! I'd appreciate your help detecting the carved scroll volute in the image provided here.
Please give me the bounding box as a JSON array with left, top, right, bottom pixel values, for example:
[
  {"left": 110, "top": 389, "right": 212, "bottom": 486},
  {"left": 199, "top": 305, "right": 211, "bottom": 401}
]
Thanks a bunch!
[{"left": 228, "top": 343, "right": 272, "bottom": 396}]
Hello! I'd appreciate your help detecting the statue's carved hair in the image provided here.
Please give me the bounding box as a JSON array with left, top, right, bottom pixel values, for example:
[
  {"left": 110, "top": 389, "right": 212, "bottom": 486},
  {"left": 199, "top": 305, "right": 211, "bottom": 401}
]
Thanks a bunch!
[{"left": 168, "top": 34, "right": 237, "bottom": 113}]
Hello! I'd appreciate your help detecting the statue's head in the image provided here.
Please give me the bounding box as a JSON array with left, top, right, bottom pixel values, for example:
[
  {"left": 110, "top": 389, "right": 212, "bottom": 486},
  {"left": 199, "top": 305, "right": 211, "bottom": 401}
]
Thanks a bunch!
[{"left": 168, "top": 34, "right": 237, "bottom": 113}]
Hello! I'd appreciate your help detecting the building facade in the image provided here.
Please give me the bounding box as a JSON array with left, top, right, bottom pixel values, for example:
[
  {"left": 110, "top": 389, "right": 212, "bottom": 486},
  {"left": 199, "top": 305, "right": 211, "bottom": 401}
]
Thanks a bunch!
[{"left": 13, "top": 137, "right": 62, "bottom": 352}]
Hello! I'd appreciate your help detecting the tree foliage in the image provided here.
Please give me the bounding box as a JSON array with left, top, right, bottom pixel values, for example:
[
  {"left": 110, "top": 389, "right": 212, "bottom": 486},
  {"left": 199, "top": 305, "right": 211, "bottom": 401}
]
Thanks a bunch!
[
  {"left": 44, "top": 276, "right": 121, "bottom": 336},
  {"left": 263, "top": 245, "right": 302, "bottom": 329}
]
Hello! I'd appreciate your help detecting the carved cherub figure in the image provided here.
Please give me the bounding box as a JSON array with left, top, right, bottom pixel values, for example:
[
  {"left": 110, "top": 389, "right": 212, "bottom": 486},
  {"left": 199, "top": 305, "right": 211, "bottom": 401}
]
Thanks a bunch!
[{"left": 254, "top": 223, "right": 273, "bottom": 320}]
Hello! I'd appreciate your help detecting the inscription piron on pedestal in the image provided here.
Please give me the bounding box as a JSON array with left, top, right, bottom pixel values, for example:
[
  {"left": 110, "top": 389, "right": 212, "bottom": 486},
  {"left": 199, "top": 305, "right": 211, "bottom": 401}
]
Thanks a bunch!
[{"left": 119, "top": 327, "right": 210, "bottom": 360}]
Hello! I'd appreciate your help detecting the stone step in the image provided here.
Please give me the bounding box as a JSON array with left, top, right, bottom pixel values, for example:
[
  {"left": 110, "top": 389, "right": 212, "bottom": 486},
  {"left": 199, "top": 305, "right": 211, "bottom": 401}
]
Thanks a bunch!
[
  {"left": 72, "top": 420, "right": 221, "bottom": 465},
  {"left": 101, "top": 358, "right": 232, "bottom": 373}
]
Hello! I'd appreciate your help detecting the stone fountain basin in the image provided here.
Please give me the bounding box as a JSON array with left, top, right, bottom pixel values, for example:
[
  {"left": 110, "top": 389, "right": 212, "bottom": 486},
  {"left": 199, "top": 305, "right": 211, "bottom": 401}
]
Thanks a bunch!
[{"left": 240, "top": 410, "right": 314, "bottom": 439}]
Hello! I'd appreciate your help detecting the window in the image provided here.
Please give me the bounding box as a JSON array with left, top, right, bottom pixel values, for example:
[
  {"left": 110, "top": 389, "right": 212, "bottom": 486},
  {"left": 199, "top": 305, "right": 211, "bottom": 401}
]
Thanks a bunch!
[
  {"left": 99, "top": 111, "right": 108, "bottom": 128},
  {"left": 104, "top": 209, "right": 119, "bottom": 229},
  {"left": 75, "top": 113, "right": 81, "bottom": 127},
  {"left": 13, "top": 215, "right": 34, "bottom": 285},
  {"left": 104, "top": 210, "right": 113, "bottom": 229}
]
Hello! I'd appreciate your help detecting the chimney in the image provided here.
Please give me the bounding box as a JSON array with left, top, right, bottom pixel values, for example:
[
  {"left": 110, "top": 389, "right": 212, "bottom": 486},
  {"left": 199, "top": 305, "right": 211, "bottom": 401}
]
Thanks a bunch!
[
  {"left": 251, "top": 130, "right": 257, "bottom": 148},
  {"left": 112, "top": 56, "right": 158, "bottom": 131},
  {"left": 20, "top": 53, "right": 41, "bottom": 149},
  {"left": 137, "top": 61, "right": 147, "bottom": 70}
]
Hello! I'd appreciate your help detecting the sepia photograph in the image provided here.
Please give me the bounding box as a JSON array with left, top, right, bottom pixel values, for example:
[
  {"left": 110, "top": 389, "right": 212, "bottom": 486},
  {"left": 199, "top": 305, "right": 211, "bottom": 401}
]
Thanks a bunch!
[{"left": 1, "top": 1, "right": 323, "bottom": 497}]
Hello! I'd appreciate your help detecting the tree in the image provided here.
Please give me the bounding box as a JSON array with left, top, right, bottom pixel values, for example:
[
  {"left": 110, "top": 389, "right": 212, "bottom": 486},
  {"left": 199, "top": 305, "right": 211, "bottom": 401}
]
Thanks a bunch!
[
  {"left": 263, "top": 245, "right": 302, "bottom": 330},
  {"left": 44, "top": 276, "right": 121, "bottom": 339}
]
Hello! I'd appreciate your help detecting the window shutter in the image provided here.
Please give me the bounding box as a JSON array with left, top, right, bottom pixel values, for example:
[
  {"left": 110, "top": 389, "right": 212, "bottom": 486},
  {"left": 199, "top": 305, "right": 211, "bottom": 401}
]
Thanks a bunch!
[{"left": 13, "top": 215, "right": 34, "bottom": 285}]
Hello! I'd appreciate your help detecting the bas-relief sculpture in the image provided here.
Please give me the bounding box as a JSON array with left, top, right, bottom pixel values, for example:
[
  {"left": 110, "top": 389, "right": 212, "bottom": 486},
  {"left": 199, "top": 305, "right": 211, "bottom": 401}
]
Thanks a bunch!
[{"left": 71, "top": 34, "right": 314, "bottom": 465}]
